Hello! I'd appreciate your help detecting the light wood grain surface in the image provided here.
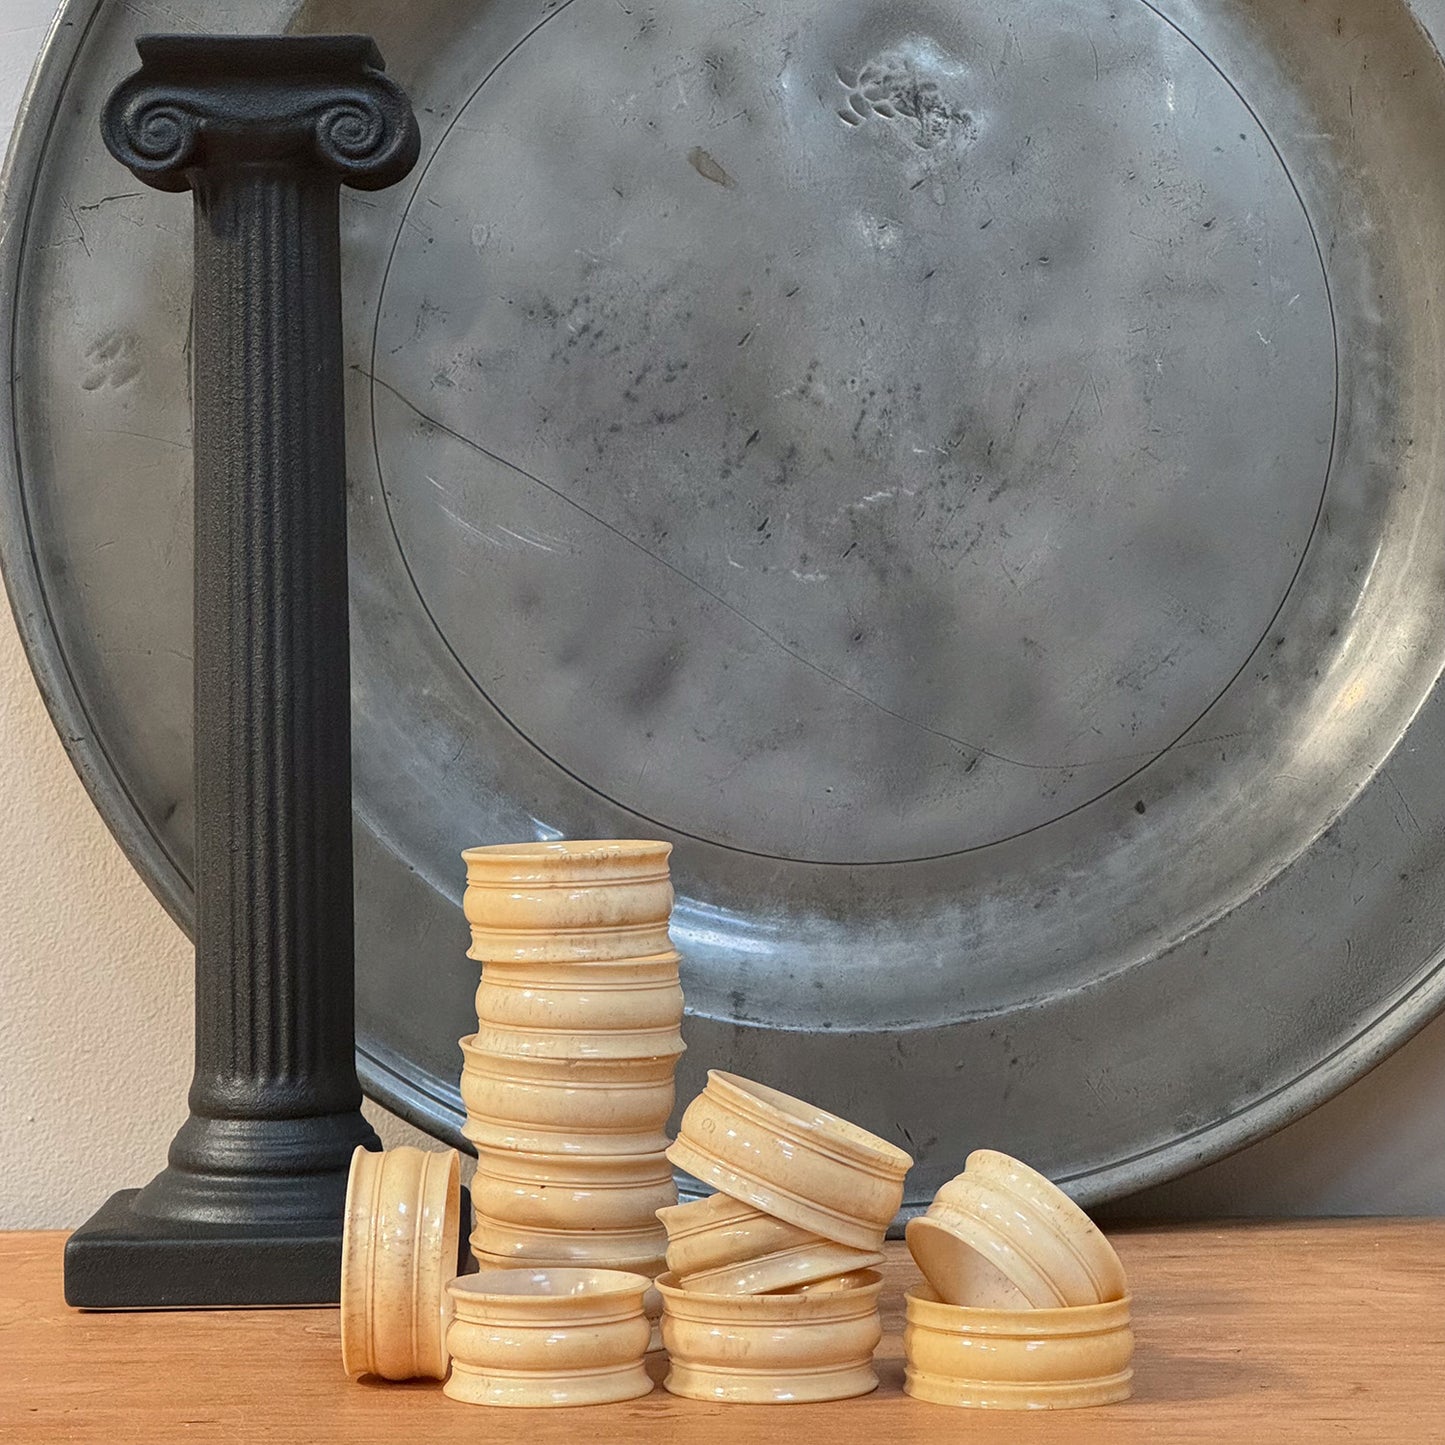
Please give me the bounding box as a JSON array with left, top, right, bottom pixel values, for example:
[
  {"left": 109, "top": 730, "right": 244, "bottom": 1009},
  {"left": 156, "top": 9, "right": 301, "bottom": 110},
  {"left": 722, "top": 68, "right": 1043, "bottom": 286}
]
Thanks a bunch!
[{"left": 2, "top": 1222, "right": 1442, "bottom": 1442}]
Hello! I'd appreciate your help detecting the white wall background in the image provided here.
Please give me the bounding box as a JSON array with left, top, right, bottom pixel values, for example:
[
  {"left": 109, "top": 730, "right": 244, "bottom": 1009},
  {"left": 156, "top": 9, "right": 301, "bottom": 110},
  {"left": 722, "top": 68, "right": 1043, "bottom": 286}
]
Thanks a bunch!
[{"left": 3, "top": 0, "right": 1444, "bottom": 1229}]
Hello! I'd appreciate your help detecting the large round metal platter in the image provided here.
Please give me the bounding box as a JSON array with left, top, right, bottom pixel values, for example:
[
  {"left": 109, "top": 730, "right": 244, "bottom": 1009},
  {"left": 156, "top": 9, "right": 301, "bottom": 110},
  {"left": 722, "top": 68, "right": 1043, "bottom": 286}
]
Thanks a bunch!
[{"left": 7, "top": 0, "right": 1445, "bottom": 1210}]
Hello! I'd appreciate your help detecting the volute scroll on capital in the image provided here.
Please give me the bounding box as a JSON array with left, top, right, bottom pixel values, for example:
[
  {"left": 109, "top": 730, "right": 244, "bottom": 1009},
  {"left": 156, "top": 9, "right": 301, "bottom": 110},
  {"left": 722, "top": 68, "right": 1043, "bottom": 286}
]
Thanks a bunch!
[{"left": 101, "top": 33, "right": 420, "bottom": 193}]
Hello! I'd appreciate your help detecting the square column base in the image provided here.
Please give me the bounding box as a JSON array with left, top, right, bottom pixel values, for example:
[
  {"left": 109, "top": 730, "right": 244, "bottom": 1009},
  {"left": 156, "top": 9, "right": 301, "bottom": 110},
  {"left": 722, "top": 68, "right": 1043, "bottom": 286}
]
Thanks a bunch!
[
  {"left": 66, "top": 1185, "right": 476, "bottom": 1309},
  {"left": 64, "top": 1190, "right": 344, "bottom": 1309}
]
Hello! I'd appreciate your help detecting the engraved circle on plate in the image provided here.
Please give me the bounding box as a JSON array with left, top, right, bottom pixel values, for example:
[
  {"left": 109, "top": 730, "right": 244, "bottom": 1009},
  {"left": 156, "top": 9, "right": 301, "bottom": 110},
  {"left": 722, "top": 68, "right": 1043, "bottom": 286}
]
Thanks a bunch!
[{"left": 370, "top": 0, "right": 1334, "bottom": 865}]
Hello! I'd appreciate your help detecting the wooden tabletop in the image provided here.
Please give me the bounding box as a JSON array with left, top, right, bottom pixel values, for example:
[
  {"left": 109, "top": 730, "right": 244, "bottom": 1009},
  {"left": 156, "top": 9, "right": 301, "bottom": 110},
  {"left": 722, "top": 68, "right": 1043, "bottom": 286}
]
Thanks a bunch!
[{"left": 3, "top": 1221, "right": 1442, "bottom": 1443}]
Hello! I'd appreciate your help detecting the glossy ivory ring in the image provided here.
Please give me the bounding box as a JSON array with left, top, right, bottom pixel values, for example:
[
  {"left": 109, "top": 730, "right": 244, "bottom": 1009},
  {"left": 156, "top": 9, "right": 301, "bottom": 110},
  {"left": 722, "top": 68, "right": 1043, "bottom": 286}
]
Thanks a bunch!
[
  {"left": 668, "top": 1071, "right": 912, "bottom": 1251},
  {"left": 460, "top": 1035, "right": 675, "bottom": 1156},
  {"left": 903, "top": 1288, "right": 1134, "bottom": 1410},
  {"left": 469, "top": 1216, "right": 668, "bottom": 1269},
  {"left": 676, "top": 1239, "right": 885, "bottom": 1296},
  {"left": 462, "top": 840, "right": 675, "bottom": 962},
  {"left": 964, "top": 1149, "right": 1128, "bottom": 1303},
  {"left": 445, "top": 1267, "right": 654, "bottom": 1408},
  {"left": 473, "top": 954, "right": 683, "bottom": 1031},
  {"left": 657, "top": 1269, "right": 884, "bottom": 1404},
  {"left": 340, "top": 1146, "right": 462, "bottom": 1381},
  {"left": 470, "top": 1148, "right": 677, "bottom": 1230},
  {"left": 656, "top": 1192, "right": 822, "bottom": 1278},
  {"left": 909, "top": 1176, "right": 1087, "bottom": 1308}
]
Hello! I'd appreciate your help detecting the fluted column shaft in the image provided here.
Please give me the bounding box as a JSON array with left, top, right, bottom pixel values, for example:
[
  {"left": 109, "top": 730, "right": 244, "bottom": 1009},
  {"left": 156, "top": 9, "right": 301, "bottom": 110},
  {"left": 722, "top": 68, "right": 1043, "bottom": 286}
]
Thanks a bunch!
[
  {"left": 142, "top": 162, "right": 365, "bottom": 1215},
  {"left": 189, "top": 164, "right": 352, "bottom": 1119}
]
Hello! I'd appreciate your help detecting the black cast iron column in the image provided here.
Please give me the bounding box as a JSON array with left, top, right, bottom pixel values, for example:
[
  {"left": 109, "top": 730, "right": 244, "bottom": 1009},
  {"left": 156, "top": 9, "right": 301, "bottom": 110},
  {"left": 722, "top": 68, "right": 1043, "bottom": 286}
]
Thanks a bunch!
[{"left": 64, "top": 35, "right": 419, "bottom": 1308}]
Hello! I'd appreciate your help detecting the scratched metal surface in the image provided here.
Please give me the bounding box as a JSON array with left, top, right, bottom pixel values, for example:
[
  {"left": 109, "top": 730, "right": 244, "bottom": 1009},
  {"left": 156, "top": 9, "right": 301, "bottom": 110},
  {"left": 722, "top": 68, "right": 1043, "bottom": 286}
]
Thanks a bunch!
[{"left": 6, "top": 0, "right": 1445, "bottom": 1209}]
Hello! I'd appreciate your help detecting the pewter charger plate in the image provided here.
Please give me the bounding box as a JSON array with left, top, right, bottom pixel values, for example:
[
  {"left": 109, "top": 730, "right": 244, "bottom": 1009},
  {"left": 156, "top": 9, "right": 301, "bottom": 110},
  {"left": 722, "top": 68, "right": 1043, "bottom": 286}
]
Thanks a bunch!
[{"left": 7, "top": 0, "right": 1445, "bottom": 1208}]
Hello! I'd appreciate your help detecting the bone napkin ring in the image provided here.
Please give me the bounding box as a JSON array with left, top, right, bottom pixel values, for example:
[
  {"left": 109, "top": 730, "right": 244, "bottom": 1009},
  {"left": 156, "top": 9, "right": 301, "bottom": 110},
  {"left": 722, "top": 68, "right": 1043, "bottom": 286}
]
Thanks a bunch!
[
  {"left": 668, "top": 1071, "right": 913, "bottom": 1251},
  {"left": 657, "top": 1268, "right": 884, "bottom": 1404},
  {"left": 903, "top": 1288, "right": 1134, "bottom": 1410},
  {"left": 444, "top": 1267, "right": 654, "bottom": 1408},
  {"left": 340, "top": 1146, "right": 463, "bottom": 1382},
  {"left": 906, "top": 1149, "right": 1127, "bottom": 1309}
]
